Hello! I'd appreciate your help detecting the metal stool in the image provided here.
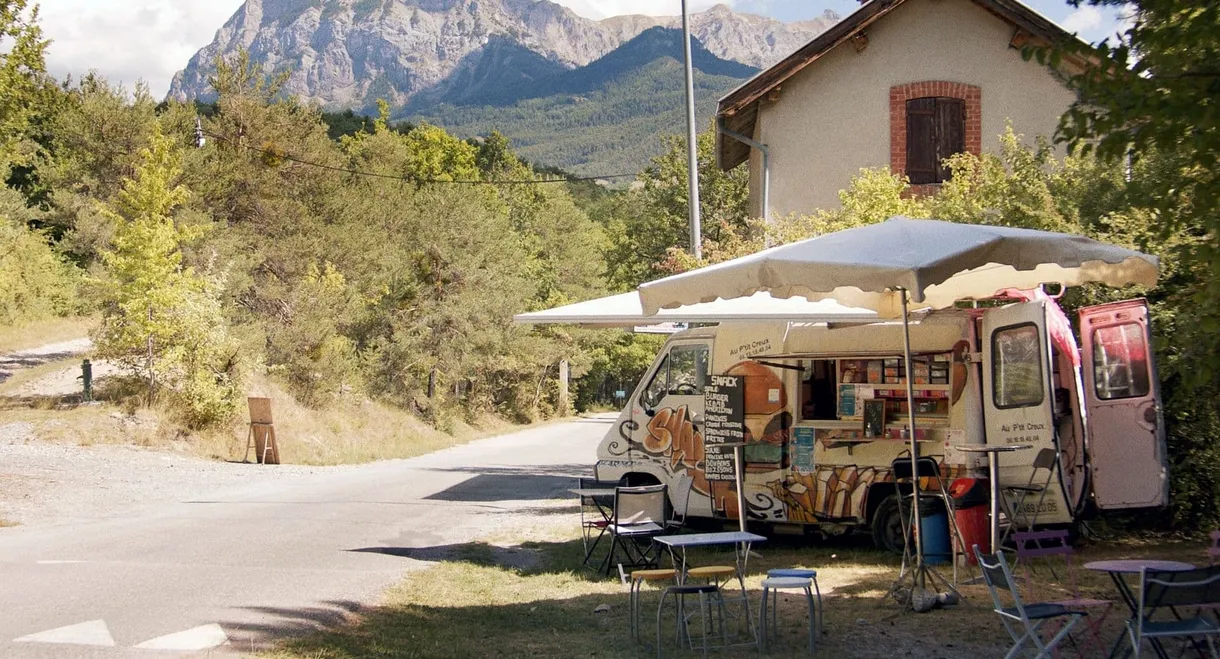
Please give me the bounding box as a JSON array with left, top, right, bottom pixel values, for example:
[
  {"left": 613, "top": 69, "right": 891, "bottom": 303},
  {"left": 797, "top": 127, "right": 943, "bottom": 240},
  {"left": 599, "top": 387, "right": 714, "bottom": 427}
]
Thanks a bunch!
[
  {"left": 766, "top": 569, "right": 823, "bottom": 640},
  {"left": 630, "top": 568, "right": 677, "bottom": 644},
  {"left": 688, "top": 565, "right": 751, "bottom": 632},
  {"left": 656, "top": 583, "right": 727, "bottom": 658},
  {"left": 758, "top": 576, "right": 818, "bottom": 654}
]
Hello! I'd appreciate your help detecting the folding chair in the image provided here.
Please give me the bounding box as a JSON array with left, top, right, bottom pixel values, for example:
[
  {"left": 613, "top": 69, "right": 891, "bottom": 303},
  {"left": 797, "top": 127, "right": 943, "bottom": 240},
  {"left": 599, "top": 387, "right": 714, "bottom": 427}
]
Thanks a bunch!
[
  {"left": 1001, "top": 448, "right": 1058, "bottom": 542},
  {"left": 1128, "top": 566, "right": 1220, "bottom": 658},
  {"left": 974, "top": 545, "right": 1086, "bottom": 659},
  {"left": 664, "top": 473, "right": 694, "bottom": 535},
  {"left": 577, "top": 476, "right": 616, "bottom": 569},
  {"left": 1012, "top": 530, "right": 1113, "bottom": 656},
  {"left": 603, "top": 484, "right": 668, "bottom": 579}
]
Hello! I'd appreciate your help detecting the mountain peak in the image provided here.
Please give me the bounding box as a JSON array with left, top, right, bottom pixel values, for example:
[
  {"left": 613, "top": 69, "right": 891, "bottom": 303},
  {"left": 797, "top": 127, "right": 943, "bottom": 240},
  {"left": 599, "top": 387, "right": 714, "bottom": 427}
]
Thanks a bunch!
[{"left": 168, "top": 0, "right": 837, "bottom": 107}]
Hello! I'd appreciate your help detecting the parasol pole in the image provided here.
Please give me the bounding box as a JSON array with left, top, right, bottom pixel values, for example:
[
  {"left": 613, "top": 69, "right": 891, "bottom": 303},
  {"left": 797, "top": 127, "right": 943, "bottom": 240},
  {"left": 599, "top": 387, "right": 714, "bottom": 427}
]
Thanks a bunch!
[{"left": 899, "top": 287, "right": 925, "bottom": 583}]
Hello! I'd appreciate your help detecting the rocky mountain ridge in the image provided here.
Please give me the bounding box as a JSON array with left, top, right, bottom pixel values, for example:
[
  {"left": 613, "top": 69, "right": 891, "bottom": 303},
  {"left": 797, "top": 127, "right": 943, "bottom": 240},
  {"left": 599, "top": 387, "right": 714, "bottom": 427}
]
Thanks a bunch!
[{"left": 168, "top": 0, "right": 838, "bottom": 111}]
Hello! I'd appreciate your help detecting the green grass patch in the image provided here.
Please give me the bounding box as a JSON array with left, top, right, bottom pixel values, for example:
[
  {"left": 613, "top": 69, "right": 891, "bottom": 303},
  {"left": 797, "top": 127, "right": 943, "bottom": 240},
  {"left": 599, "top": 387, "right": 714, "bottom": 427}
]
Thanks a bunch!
[{"left": 264, "top": 522, "right": 1216, "bottom": 659}]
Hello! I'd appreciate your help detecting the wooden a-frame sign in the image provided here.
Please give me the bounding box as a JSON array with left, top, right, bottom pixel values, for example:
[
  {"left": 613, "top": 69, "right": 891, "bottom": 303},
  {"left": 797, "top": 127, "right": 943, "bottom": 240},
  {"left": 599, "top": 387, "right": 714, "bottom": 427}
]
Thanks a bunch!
[{"left": 244, "top": 397, "right": 280, "bottom": 464}]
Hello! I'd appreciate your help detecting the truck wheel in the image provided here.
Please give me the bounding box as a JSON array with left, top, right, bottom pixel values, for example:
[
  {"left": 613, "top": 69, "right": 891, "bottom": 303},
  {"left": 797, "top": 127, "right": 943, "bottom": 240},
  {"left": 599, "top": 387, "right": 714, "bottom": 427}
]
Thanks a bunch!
[{"left": 871, "top": 495, "right": 908, "bottom": 554}]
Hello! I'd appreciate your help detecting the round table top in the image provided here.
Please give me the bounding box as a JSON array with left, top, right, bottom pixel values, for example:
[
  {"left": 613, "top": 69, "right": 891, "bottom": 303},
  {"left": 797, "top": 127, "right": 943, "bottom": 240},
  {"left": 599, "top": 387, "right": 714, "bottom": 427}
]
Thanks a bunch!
[
  {"left": 952, "top": 444, "right": 1033, "bottom": 454},
  {"left": 1083, "top": 559, "right": 1196, "bottom": 573}
]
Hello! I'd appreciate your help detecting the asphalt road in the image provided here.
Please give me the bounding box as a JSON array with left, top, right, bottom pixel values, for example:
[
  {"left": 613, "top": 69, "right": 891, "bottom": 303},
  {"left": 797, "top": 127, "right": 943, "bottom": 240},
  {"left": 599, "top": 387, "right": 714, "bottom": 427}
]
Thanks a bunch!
[{"left": 0, "top": 415, "right": 612, "bottom": 658}]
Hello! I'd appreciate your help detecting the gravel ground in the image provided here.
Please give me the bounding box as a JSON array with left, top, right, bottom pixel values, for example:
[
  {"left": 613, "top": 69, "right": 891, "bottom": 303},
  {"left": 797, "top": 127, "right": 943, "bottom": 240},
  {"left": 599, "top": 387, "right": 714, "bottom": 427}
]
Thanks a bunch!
[
  {"left": 0, "top": 338, "right": 93, "bottom": 385},
  {"left": 0, "top": 428, "right": 350, "bottom": 526},
  {"left": 0, "top": 339, "right": 351, "bottom": 527}
]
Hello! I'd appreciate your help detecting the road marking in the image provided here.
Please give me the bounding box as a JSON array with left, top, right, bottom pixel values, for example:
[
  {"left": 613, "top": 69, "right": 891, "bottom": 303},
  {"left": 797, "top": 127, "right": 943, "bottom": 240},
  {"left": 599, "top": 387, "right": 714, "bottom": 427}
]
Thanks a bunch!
[
  {"left": 14, "top": 619, "right": 115, "bottom": 646},
  {"left": 134, "top": 624, "right": 228, "bottom": 651}
]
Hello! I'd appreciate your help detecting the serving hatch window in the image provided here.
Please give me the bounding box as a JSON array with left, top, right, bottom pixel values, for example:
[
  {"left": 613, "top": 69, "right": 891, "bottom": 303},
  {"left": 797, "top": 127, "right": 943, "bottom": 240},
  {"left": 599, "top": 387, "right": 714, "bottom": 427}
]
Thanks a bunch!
[
  {"left": 1092, "top": 323, "right": 1151, "bottom": 400},
  {"left": 992, "top": 323, "right": 1045, "bottom": 409}
]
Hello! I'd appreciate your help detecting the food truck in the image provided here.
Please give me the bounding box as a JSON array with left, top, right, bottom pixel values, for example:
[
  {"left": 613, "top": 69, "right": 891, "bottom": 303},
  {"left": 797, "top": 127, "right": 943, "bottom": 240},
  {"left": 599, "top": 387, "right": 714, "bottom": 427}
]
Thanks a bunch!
[{"left": 595, "top": 297, "right": 1168, "bottom": 550}]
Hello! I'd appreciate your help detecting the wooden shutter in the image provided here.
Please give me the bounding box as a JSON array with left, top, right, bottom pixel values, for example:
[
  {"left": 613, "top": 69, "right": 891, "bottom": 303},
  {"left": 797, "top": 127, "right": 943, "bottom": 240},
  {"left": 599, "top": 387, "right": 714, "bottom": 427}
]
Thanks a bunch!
[
  {"left": 935, "top": 98, "right": 965, "bottom": 182},
  {"left": 906, "top": 98, "right": 937, "bottom": 185}
]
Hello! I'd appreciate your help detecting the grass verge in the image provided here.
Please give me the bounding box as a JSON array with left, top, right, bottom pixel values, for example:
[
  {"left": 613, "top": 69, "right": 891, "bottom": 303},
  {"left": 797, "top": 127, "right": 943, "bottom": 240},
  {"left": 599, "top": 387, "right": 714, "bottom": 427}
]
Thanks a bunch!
[
  {"left": 262, "top": 520, "right": 1213, "bottom": 659},
  {"left": 216, "top": 376, "right": 529, "bottom": 465},
  {"left": 1, "top": 372, "right": 551, "bottom": 466},
  {"left": 0, "top": 316, "right": 95, "bottom": 354}
]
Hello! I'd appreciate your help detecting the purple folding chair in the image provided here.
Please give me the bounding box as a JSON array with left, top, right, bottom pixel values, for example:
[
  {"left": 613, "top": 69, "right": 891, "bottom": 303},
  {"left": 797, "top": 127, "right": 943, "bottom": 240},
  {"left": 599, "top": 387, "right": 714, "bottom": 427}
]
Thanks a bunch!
[{"left": 1013, "top": 530, "right": 1114, "bottom": 657}]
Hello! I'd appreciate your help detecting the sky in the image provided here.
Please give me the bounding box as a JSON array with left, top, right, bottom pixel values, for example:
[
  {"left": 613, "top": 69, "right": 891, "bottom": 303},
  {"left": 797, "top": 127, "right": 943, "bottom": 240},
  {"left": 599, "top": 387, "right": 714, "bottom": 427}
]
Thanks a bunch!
[{"left": 33, "top": 0, "right": 1125, "bottom": 99}]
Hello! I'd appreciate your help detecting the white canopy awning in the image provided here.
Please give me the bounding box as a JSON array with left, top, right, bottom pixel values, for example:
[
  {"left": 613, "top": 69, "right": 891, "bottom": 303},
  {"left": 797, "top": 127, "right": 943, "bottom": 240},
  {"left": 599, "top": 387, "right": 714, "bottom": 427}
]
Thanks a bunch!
[
  {"left": 513, "top": 291, "right": 877, "bottom": 328},
  {"left": 639, "top": 217, "right": 1160, "bottom": 317}
]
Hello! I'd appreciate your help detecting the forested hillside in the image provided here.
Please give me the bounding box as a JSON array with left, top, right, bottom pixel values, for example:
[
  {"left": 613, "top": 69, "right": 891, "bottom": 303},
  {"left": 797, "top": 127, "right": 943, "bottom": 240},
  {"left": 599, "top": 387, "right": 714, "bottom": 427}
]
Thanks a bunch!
[
  {"left": 0, "top": 13, "right": 625, "bottom": 431},
  {"left": 166, "top": 0, "right": 824, "bottom": 175},
  {"left": 407, "top": 29, "right": 757, "bottom": 175}
]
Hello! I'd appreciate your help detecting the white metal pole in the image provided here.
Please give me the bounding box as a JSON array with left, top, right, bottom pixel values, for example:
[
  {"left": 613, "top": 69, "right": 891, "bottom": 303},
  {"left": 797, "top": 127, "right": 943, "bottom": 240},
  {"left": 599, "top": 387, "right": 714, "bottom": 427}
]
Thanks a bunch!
[
  {"left": 681, "top": 0, "right": 702, "bottom": 260},
  {"left": 735, "top": 443, "right": 747, "bottom": 534},
  {"left": 899, "top": 288, "right": 925, "bottom": 582}
]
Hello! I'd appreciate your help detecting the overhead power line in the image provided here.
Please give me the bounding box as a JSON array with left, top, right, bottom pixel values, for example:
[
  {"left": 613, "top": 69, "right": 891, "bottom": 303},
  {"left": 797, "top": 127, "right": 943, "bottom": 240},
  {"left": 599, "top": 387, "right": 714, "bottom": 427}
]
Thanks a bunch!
[{"left": 200, "top": 129, "right": 637, "bottom": 186}]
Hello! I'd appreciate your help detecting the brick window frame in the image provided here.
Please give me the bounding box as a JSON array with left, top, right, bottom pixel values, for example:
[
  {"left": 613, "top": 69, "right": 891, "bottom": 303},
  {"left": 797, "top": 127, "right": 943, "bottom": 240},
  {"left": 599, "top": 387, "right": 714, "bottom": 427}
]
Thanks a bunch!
[{"left": 890, "top": 81, "right": 981, "bottom": 196}]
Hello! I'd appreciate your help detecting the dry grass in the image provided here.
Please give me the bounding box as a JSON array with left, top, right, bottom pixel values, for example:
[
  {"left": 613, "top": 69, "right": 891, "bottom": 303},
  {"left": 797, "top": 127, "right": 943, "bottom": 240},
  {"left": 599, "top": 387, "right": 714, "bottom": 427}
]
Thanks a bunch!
[
  {"left": 226, "top": 376, "right": 524, "bottom": 466},
  {"left": 263, "top": 520, "right": 1213, "bottom": 659},
  {"left": 0, "top": 316, "right": 95, "bottom": 353},
  {"left": 0, "top": 517, "right": 18, "bottom": 528},
  {"left": 1, "top": 372, "right": 536, "bottom": 466}
]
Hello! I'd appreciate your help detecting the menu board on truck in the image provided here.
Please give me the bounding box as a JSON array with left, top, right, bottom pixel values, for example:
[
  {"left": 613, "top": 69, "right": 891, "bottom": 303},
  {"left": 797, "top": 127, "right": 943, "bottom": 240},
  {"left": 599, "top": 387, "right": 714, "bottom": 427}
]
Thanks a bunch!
[{"left": 703, "top": 375, "right": 745, "bottom": 482}]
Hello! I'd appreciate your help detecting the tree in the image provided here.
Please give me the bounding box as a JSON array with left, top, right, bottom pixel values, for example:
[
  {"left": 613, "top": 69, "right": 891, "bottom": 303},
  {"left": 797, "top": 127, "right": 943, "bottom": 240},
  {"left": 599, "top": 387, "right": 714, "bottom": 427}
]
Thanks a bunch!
[
  {"left": 1049, "top": 0, "right": 1220, "bottom": 382},
  {"left": 602, "top": 126, "right": 750, "bottom": 289},
  {"left": 93, "top": 126, "right": 243, "bottom": 427},
  {"left": 0, "top": 182, "right": 79, "bottom": 325},
  {"left": 0, "top": 0, "right": 51, "bottom": 167}
]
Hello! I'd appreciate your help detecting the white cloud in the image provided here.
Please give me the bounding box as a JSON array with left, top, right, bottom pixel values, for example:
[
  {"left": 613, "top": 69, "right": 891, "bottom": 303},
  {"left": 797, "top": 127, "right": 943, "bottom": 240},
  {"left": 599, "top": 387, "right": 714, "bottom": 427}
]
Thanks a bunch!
[
  {"left": 1060, "top": 5, "right": 1103, "bottom": 34},
  {"left": 38, "top": 0, "right": 244, "bottom": 98}
]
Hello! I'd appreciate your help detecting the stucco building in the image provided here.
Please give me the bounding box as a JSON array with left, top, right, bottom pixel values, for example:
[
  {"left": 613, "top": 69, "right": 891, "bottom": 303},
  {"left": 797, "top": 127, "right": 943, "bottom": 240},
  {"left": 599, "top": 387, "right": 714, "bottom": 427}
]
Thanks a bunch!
[{"left": 715, "top": 0, "right": 1085, "bottom": 217}]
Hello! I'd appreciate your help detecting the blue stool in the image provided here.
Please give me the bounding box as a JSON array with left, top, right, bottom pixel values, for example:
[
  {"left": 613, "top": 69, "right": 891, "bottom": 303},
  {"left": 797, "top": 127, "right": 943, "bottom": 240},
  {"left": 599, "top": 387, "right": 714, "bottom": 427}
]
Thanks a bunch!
[
  {"left": 763, "top": 569, "right": 824, "bottom": 651},
  {"left": 758, "top": 577, "right": 818, "bottom": 654},
  {"left": 767, "top": 569, "right": 823, "bottom": 632}
]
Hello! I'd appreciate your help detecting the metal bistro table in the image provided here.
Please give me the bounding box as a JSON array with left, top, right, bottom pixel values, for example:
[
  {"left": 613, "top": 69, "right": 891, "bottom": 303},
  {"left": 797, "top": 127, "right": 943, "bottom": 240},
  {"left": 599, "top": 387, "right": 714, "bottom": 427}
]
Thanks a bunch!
[
  {"left": 953, "top": 443, "right": 1032, "bottom": 554},
  {"left": 653, "top": 531, "right": 768, "bottom": 582},
  {"left": 1084, "top": 559, "right": 1197, "bottom": 659},
  {"left": 653, "top": 531, "right": 768, "bottom": 646},
  {"left": 569, "top": 488, "right": 617, "bottom": 568}
]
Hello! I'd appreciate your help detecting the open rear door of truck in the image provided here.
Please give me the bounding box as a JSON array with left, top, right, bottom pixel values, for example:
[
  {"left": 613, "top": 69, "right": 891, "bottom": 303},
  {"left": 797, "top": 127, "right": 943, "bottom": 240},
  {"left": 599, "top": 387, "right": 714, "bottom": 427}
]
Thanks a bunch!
[
  {"left": 982, "top": 301, "right": 1057, "bottom": 450},
  {"left": 1080, "top": 299, "right": 1168, "bottom": 509}
]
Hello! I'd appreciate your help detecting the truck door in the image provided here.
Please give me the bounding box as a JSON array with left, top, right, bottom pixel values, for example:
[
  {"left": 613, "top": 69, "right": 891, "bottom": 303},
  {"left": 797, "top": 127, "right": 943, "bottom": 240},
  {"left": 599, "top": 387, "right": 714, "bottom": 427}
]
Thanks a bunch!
[
  {"left": 1079, "top": 300, "right": 1168, "bottom": 509},
  {"left": 634, "top": 341, "right": 711, "bottom": 509},
  {"left": 982, "top": 301, "right": 1061, "bottom": 522}
]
